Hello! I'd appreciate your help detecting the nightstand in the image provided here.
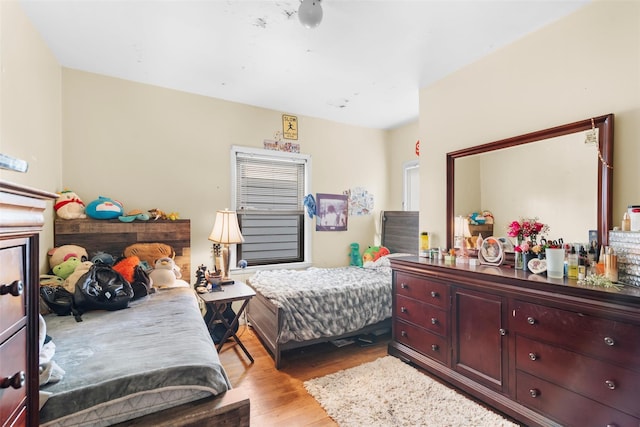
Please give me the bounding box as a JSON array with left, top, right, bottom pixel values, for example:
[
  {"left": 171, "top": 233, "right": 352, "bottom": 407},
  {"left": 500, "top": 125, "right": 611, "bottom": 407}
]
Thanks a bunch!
[{"left": 198, "top": 281, "right": 256, "bottom": 363}]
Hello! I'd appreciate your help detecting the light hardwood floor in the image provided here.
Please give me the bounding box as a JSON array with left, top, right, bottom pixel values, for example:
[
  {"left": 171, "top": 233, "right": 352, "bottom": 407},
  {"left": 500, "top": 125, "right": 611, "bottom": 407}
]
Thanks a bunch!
[{"left": 218, "top": 325, "right": 389, "bottom": 426}]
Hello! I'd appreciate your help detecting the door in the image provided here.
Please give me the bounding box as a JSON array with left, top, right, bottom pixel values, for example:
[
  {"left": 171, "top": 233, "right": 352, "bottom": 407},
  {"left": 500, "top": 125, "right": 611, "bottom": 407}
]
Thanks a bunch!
[{"left": 453, "top": 287, "right": 507, "bottom": 392}]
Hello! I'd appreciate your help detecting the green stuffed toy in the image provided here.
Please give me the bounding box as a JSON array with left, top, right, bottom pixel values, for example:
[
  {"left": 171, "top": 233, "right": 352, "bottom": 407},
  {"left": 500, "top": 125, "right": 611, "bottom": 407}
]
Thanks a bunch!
[
  {"left": 362, "top": 246, "right": 390, "bottom": 263},
  {"left": 53, "top": 256, "right": 81, "bottom": 280},
  {"left": 349, "top": 243, "right": 363, "bottom": 267}
]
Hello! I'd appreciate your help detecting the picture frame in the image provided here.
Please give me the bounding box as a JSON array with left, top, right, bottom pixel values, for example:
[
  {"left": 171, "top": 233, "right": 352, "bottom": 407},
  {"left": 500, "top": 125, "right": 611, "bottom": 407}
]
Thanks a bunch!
[{"left": 316, "top": 193, "right": 348, "bottom": 231}]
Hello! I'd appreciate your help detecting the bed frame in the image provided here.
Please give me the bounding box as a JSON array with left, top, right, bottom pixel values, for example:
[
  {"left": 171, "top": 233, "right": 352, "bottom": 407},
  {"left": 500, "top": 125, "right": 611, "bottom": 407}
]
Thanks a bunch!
[
  {"left": 52, "top": 219, "right": 250, "bottom": 426},
  {"left": 247, "top": 210, "right": 419, "bottom": 369}
]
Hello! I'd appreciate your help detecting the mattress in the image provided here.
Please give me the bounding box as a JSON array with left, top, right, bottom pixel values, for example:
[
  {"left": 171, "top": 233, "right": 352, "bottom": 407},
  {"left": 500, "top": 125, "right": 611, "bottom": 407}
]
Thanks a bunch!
[
  {"left": 247, "top": 256, "right": 393, "bottom": 344},
  {"left": 39, "top": 287, "right": 231, "bottom": 426}
]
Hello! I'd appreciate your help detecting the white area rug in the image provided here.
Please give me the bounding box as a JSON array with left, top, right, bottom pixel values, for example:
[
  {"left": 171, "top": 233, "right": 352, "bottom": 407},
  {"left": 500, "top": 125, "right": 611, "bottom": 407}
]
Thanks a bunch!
[{"left": 304, "top": 356, "right": 519, "bottom": 427}]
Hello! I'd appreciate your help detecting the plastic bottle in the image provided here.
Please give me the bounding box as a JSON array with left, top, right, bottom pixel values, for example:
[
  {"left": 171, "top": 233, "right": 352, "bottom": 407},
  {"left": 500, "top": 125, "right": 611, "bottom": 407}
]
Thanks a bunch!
[
  {"left": 622, "top": 212, "right": 631, "bottom": 231},
  {"left": 567, "top": 246, "right": 578, "bottom": 280},
  {"left": 578, "top": 246, "right": 586, "bottom": 280},
  {"left": 420, "top": 232, "right": 429, "bottom": 256},
  {"left": 605, "top": 246, "right": 619, "bottom": 282}
]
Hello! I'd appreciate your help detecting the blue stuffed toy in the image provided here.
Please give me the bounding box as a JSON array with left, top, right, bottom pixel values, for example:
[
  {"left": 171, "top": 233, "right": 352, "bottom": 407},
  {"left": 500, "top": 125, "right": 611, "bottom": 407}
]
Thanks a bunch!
[{"left": 85, "top": 196, "right": 124, "bottom": 220}]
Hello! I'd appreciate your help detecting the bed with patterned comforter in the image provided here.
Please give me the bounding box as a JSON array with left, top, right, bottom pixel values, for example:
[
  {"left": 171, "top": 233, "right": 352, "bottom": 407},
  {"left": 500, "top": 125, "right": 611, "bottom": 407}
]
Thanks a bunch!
[{"left": 246, "top": 256, "right": 394, "bottom": 368}]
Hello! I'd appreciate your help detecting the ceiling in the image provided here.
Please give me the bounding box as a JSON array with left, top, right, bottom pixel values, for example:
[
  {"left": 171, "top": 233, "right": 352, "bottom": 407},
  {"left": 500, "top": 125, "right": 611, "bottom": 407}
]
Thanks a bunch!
[{"left": 19, "top": 0, "right": 589, "bottom": 130}]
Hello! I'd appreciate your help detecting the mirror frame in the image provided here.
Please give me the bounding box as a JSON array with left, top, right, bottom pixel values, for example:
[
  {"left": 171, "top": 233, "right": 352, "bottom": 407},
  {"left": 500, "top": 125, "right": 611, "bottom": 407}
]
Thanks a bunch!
[{"left": 446, "top": 114, "right": 614, "bottom": 249}]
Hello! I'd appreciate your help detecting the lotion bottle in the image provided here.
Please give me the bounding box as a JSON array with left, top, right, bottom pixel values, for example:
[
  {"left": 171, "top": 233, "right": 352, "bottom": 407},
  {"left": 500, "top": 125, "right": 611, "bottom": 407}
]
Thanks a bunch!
[{"left": 605, "top": 246, "right": 619, "bottom": 282}]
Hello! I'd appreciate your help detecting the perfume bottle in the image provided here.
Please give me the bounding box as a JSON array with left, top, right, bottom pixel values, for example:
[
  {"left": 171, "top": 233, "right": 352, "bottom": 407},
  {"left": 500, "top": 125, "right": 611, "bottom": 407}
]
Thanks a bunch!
[{"left": 567, "top": 246, "right": 578, "bottom": 280}]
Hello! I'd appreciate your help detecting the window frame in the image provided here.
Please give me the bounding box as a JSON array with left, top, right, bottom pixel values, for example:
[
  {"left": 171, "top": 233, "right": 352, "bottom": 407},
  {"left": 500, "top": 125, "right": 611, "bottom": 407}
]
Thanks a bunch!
[{"left": 230, "top": 145, "right": 312, "bottom": 272}]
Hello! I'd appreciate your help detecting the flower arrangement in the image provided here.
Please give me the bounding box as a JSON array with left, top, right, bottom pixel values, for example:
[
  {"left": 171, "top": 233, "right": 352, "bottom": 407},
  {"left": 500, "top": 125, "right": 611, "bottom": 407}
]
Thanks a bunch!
[{"left": 507, "top": 218, "right": 549, "bottom": 254}]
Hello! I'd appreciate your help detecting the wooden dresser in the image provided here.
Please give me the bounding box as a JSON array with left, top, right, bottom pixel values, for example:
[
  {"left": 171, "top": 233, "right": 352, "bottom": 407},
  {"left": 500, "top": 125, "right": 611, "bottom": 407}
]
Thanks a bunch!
[
  {"left": 0, "top": 180, "right": 55, "bottom": 426},
  {"left": 389, "top": 256, "right": 640, "bottom": 427}
]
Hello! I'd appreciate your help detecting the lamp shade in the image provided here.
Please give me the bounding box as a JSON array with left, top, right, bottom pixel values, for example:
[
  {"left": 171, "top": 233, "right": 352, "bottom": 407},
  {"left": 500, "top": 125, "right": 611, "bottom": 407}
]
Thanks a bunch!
[
  {"left": 208, "top": 210, "right": 244, "bottom": 244},
  {"left": 298, "top": 0, "right": 322, "bottom": 29}
]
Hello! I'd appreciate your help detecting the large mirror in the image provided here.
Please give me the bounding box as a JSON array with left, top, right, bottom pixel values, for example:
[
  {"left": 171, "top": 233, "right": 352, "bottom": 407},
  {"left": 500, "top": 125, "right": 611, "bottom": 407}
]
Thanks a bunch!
[{"left": 446, "top": 114, "right": 613, "bottom": 249}]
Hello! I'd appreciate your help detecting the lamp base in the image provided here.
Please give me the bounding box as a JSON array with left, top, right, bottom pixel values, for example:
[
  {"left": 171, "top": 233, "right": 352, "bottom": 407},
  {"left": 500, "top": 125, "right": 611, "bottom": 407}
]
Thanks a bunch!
[{"left": 221, "top": 244, "right": 231, "bottom": 282}]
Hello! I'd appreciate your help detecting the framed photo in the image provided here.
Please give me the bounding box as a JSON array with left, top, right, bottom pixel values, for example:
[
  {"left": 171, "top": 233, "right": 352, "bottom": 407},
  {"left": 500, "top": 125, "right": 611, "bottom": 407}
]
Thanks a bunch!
[{"left": 316, "top": 193, "right": 348, "bottom": 231}]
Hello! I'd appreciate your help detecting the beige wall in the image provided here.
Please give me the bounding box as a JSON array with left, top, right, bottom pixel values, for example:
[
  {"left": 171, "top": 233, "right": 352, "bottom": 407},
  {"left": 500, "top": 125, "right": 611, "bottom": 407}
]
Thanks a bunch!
[
  {"left": 420, "top": 0, "right": 640, "bottom": 248},
  {"left": 61, "top": 69, "right": 392, "bottom": 275},
  {"left": 0, "top": 1, "right": 62, "bottom": 272},
  {"left": 386, "top": 120, "right": 419, "bottom": 211}
]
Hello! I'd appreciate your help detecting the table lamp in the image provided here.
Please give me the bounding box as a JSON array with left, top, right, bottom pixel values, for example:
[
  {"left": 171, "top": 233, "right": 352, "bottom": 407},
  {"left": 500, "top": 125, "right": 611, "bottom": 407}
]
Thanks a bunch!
[{"left": 208, "top": 209, "right": 244, "bottom": 283}]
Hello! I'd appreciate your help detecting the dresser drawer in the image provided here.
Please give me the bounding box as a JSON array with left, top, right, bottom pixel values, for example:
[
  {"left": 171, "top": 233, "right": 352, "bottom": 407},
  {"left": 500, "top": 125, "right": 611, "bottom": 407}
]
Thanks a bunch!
[
  {"left": 395, "top": 295, "right": 448, "bottom": 336},
  {"left": 516, "top": 370, "right": 639, "bottom": 427},
  {"left": 511, "top": 300, "right": 640, "bottom": 369},
  {"left": 515, "top": 335, "right": 640, "bottom": 418},
  {"left": 395, "top": 273, "right": 449, "bottom": 309},
  {"left": 0, "top": 245, "right": 26, "bottom": 336},
  {"left": 0, "top": 328, "right": 27, "bottom": 425},
  {"left": 394, "top": 319, "right": 449, "bottom": 365}
]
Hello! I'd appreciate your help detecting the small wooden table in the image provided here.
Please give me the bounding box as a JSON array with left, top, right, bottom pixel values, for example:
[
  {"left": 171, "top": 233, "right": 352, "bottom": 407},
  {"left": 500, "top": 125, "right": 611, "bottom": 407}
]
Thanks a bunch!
[{"left": 198, "top": 281, "right": 256, "bottom": 363}]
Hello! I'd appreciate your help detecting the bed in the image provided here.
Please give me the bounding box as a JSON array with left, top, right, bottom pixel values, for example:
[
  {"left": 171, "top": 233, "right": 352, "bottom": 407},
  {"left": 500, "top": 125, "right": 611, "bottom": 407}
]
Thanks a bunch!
[
  {"left": 43, "top": 218, "right": 250, "bottom": 426},
  {"left": 246, "top": 210, "right": 418, "bottom": 369}
]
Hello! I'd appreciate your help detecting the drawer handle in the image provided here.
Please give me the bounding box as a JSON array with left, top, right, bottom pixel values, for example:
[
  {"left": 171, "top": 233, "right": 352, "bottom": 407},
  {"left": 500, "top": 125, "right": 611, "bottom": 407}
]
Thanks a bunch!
[
  {"left": 430, "top": 291, "right": 439, "bottom": 298},
  {"left": 527, "top": 316, "right": 536, "bottom": 325},
  {"left": 431, "top": 317, "right": 438, "bottom": 325},
  {"left": 604, "top": 336, "right": 615, "bottom": 346},
  {"left": 1, "top": 371, "right": 25, "bottom": 390},
  {"left": 401, "top": 330, "right": 407, "bottom": 337},
  {"left": 0, "top": 280, "right": 23, "bottom": 297},
  {"left": 529, "top": 388, "right": 540, "bottom": 398},
  {"left": 400, "top": 283, "right": 408, "bottom": 289},
  {"left": 605, "top": 380, "right": 616, "bottom": 390},
  {"left": 606, "top": 424, "right": 619, "bottom": 427},
  {"left": 400, "top": 306, "right": 407, "bottom": 313},
  {"left": 499, "top": 328, "right": 507, "bottom": 336},
  {"left": 528, "top": 352, "right": 538, "bottom": 361},
  {"left": 431, "top": 344, "right": 439, "bottom": 351}
]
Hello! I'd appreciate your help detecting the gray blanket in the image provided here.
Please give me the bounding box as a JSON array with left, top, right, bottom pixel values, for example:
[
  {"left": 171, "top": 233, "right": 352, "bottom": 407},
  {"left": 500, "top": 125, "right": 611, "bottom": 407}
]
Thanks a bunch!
[
  {"left": 39, "top": 287, "right": 230, "bottom": 425},
  {"left": 248, "top": 260, "right": 392, "bottom": 343}
]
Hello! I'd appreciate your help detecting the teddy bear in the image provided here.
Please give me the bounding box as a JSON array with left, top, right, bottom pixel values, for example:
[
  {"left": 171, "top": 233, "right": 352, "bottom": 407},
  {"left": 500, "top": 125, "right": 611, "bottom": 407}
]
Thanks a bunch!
[
  {"left": 54, "top": 190, "right": 86, "bottom": 219},
  {"left": 149, "top": 257, "right": 182, "bottom": 288}
]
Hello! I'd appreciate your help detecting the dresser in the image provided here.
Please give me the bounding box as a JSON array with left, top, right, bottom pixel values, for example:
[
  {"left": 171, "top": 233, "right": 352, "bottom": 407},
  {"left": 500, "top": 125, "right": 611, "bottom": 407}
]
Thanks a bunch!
[
  {"left": 389, "top": 256, "right": 640, "bottom": 427},
  {"left": 0, "top": 180, "right": 56, "bottom": 426}
]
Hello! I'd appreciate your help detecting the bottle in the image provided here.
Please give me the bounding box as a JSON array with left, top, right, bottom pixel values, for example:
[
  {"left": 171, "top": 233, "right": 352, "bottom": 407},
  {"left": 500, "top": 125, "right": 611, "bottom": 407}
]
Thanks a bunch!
[
  {"left": 567, "top": 246, "right": 578, "bottom": 279},
  {"left": 420, "top": 232, "right": 430, "bottom": 256},
  {"left": 578, "top": 246, "right": 586, "bottom": 281},
  {"left": 622, "top": 212, "right": 631, "bottom": 231},
  {"left": 587, "top": 242, "right": 596, "bottom": 265},
  {"left": 605, "top": 246, "right": 619, "bottom": 282}
]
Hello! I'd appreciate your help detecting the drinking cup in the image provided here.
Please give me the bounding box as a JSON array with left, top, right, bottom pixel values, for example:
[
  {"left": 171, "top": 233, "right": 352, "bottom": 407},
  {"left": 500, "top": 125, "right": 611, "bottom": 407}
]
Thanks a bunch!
[{"left": 546, "top": 248, "right": 565, "bottom": 279}]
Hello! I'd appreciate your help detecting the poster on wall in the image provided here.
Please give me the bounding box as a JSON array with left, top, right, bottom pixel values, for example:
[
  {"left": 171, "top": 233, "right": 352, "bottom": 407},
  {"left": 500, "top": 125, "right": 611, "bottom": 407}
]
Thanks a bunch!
[
  {"left": 316, "top": 193, "right": 348, "bottom": 231},
  {"left": 345, "top": 187, "right": 374, "bottom": 216}
]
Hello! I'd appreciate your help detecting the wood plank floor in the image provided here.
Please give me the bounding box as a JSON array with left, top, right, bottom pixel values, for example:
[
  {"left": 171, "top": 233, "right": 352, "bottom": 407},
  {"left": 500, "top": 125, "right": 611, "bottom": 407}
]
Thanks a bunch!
[{"left": 218, "top": 325, "right": 389, "bottom": 426}]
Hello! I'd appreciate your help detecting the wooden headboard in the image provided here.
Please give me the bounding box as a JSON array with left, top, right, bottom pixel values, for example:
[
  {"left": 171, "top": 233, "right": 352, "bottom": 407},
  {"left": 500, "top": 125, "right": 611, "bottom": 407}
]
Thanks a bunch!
[
  {"left": 54, "top": 218, "right": 191, "bottom": 280},
  {"left": 381, "top": 211, "right": 419, "bottom": 255}
]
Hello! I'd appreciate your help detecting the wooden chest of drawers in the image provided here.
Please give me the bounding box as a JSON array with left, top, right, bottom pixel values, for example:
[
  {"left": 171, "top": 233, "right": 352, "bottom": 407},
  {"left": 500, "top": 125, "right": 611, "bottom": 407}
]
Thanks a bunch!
[
  {"left": 389, "top": 256, "right": 640, "bottom": 427},
  {"left": 0, "top": 180, "right": 55, "bottom": 427}
]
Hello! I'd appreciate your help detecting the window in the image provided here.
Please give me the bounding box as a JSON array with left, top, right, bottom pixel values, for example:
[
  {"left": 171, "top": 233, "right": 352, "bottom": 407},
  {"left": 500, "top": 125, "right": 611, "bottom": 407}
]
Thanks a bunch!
[
  {"left": 232, "top": 146, "right": 311, "bottom": 267},
  {"left": 403, "top": 159, "right": 419, "bottom": 211}
]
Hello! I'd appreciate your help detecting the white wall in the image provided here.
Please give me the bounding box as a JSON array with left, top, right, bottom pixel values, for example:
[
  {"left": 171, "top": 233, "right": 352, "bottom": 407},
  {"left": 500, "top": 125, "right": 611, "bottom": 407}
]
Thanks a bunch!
[
  {"left": 420, "top": 0, "right": 640, "bottom": 248},
  {"left": 0, "top": 1, "right": 62, "bottom": 272}
]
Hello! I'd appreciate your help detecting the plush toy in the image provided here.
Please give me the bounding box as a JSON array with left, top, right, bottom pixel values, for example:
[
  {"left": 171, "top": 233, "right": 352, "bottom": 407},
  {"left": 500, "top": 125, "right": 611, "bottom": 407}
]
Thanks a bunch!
[
  {"left": 113, "top": 255, "right": 151, "bottom": 298},
  {"left": 148, "top": 208, "right": 167, "bottom": 220},
  {"left": 54, "top": 190, "right": 86, "bottom": 219},
  {"left": 362, "top": 246, "right": 390, "bottom": 263},
  {"left": 149, "top": 257, "right": 182, "bottom": 288},
  {"left": 85, "top": 196, "right": 124, "bottom": 220},
  {"left": 91, "top": 251, "right": 115, "bottom": 266},
  {"left": 62, "top": 260, "right": 93, "bottom": 292},
  {"left": 112, "top": 256, "right": 140, "bottom": 283},
  {"left": 118, "top": 209, "right": 150, "bottom": 223},
  {"left": 53, "top": 256, "right": 81, "bottom": 280},
  {"left": 48, "top": 244, "right": 89, "bottom": 271},
  {"left": 349, "top": 243, "right": 363, "bottom": 267}
]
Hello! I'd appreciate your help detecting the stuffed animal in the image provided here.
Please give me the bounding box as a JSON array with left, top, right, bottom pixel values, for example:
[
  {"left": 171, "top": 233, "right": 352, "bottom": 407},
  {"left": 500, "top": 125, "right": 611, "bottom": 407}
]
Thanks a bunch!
[
  {"left": 48, "top": 244, "right": 89, "bottom": 271},
  {"left": 54, "top": 190, "right": 86, "bottom": 219},
  {"left": 85, "top": 196, "right": 124, "bottom": 220},
  {"left": 118, "top": 209, "right": 150, "bottom": 223},
  {"left": 149, "top": 257, "right": 182, "bottom": 288},
  {"left": 91, "top": 251, "right": 115, "bottom": 266},
  {"left": 362, "top": 246, "right": 390, "bottom": 263},
  {"left": 62, "top": 260, "right": 93, "bottom": 292},
  {"left": 53, "top": 256, "right": 81, "bottom": 280},
  {"left": 113, "top": 255, "right": 151, "bottom": 298},
  {"left": 349, "top": 243, "right": 363, "bottom": 267}
]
